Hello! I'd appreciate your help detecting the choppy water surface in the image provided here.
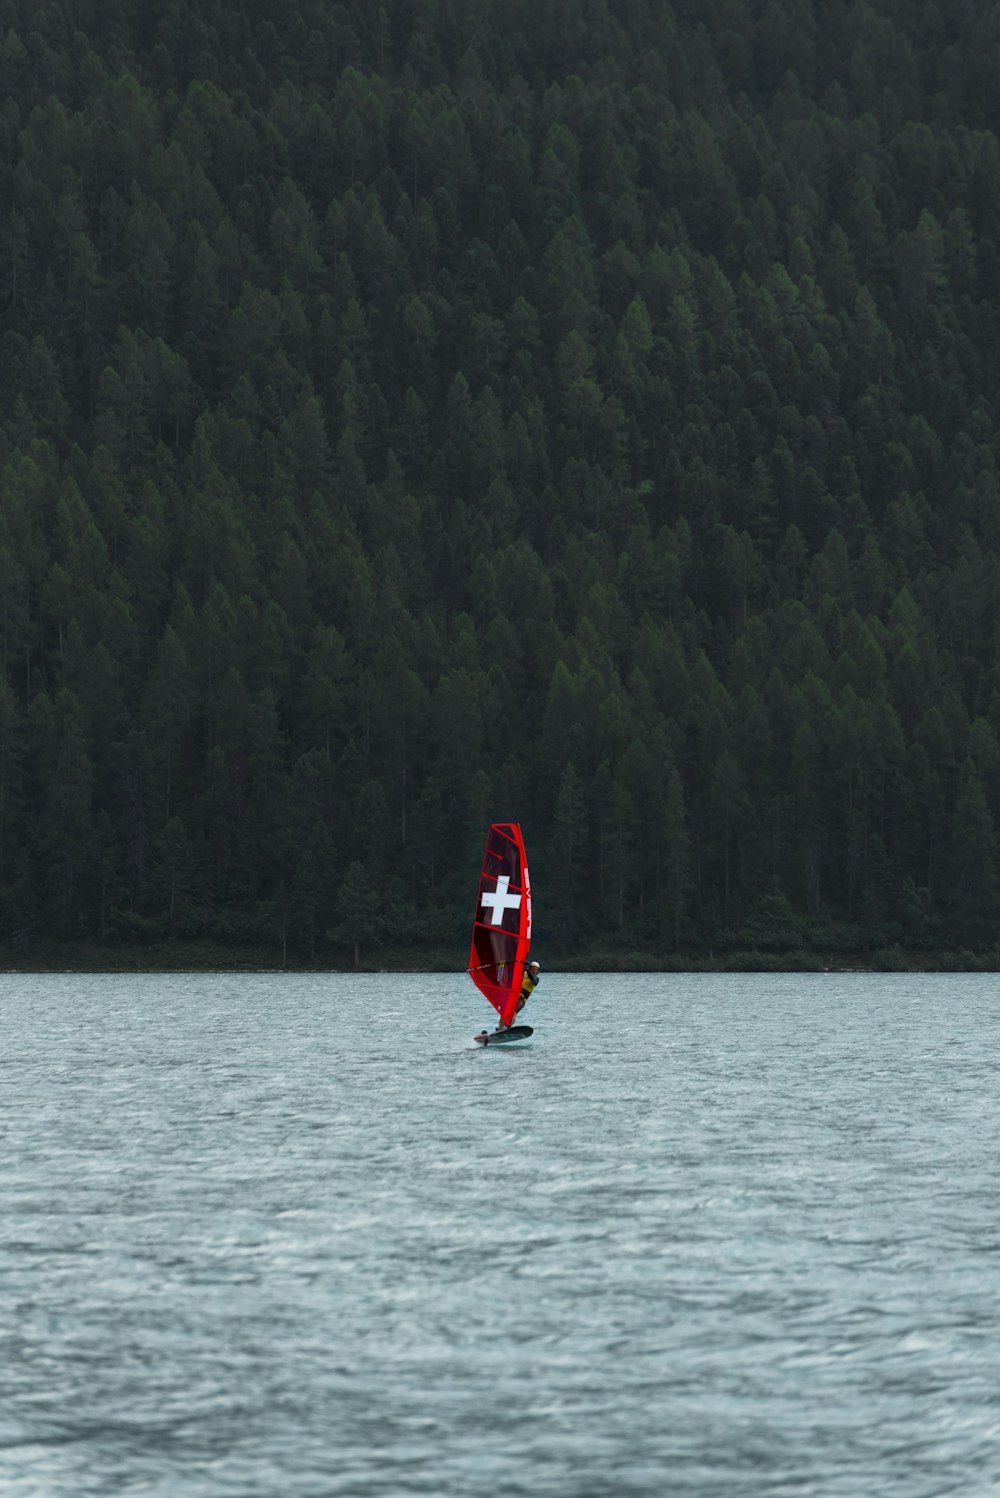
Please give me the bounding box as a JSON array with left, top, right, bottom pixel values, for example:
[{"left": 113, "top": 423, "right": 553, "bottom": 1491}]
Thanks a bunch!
[{"left": 2, "top": 971, "right": 999, "bottom": 1496}]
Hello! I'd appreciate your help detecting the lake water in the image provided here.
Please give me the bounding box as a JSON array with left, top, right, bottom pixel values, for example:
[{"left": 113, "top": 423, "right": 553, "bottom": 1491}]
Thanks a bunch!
[{"left": 2, "top": 971, "right": 999, "bottom": 1496}]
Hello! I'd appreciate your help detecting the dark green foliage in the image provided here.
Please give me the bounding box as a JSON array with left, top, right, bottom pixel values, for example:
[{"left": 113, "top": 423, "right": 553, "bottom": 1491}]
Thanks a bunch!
[{"left": 4, "top": 0, "right": 1000, "bottom": 962}]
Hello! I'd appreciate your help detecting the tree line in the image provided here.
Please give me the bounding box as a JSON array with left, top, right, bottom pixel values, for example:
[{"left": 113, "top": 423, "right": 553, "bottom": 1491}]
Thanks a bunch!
[{"left": 3, "top": 0, "right": 1000, "bottom": 962}]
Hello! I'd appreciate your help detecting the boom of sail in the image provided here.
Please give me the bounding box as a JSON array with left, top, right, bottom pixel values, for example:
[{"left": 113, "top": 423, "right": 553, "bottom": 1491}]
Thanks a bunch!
[{"left": 468, "top": 822, "right": 532, "bottom": 1030}]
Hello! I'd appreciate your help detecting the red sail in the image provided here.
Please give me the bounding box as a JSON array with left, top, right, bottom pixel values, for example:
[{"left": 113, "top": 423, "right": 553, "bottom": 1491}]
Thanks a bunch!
[{"left": 468, "top": 823, "right": 532, "bottom": 1029}]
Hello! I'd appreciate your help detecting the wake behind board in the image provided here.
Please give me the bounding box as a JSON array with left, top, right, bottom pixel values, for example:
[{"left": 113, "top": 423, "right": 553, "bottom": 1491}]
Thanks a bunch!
[{"left": 474, "top": 1025, "right": 533, "bottom": 1046}]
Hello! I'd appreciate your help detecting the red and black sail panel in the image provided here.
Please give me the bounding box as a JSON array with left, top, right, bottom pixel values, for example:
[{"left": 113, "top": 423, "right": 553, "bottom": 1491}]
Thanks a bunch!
[{"left": 468, "top": 822, "right": 532, "bottom": 1029}]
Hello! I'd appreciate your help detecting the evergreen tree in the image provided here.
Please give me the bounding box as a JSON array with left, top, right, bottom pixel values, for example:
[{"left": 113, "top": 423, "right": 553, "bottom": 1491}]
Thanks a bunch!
[
  {"left": 334, "top": 859, "right": 383, "bottom": 968},
  {"left": 5, "top": 0, "right": 1000, "bottom": 961}
]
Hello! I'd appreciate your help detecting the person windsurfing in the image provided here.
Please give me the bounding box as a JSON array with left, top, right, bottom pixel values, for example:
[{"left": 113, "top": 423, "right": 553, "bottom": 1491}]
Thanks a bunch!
[
  {"left": 501, "top": 960, "right": 539, "bottom": 1028},
  {"left": 469, "top": 823, "right": 535, "bottom": 1043}
]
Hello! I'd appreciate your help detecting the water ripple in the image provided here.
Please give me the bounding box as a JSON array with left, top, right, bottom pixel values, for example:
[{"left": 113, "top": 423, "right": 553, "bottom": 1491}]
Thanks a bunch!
[{"left": 2, "top": 971, "right": 1000, "bottom": 1495}]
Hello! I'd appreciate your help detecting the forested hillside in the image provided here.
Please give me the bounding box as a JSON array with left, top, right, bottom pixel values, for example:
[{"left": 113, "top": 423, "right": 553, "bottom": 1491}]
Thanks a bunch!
[{"left": 4, "top": 0, "right": 1000, "bottom": 964}]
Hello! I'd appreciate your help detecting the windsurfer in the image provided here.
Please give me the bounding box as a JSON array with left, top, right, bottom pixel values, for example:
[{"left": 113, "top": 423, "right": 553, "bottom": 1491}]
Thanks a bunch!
[{"left": 501, "top": 960, "right": 539, "bottom": 1027}]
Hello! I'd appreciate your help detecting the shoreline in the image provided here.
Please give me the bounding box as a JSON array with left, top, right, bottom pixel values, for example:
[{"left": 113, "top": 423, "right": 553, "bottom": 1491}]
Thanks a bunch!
[{"left": 3, "top": 941, "right": 999, "bottom": 974}]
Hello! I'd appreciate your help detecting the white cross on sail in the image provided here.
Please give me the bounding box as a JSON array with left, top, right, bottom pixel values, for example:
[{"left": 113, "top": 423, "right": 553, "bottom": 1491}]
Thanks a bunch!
[{"left": 479, "top": 874, "right": 522, "bottom": 925}]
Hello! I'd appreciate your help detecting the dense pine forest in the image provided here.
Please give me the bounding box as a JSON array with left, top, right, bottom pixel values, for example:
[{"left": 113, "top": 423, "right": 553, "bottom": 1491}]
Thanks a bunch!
[{"left": 4, "top": 0, "right": 1000, "bottom": 966}]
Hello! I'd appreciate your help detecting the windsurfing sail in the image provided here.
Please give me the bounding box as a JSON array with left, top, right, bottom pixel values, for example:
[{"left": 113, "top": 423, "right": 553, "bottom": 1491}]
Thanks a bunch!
[{"left": 468, "top": 822, "right": 532, "bottom": 1030}]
